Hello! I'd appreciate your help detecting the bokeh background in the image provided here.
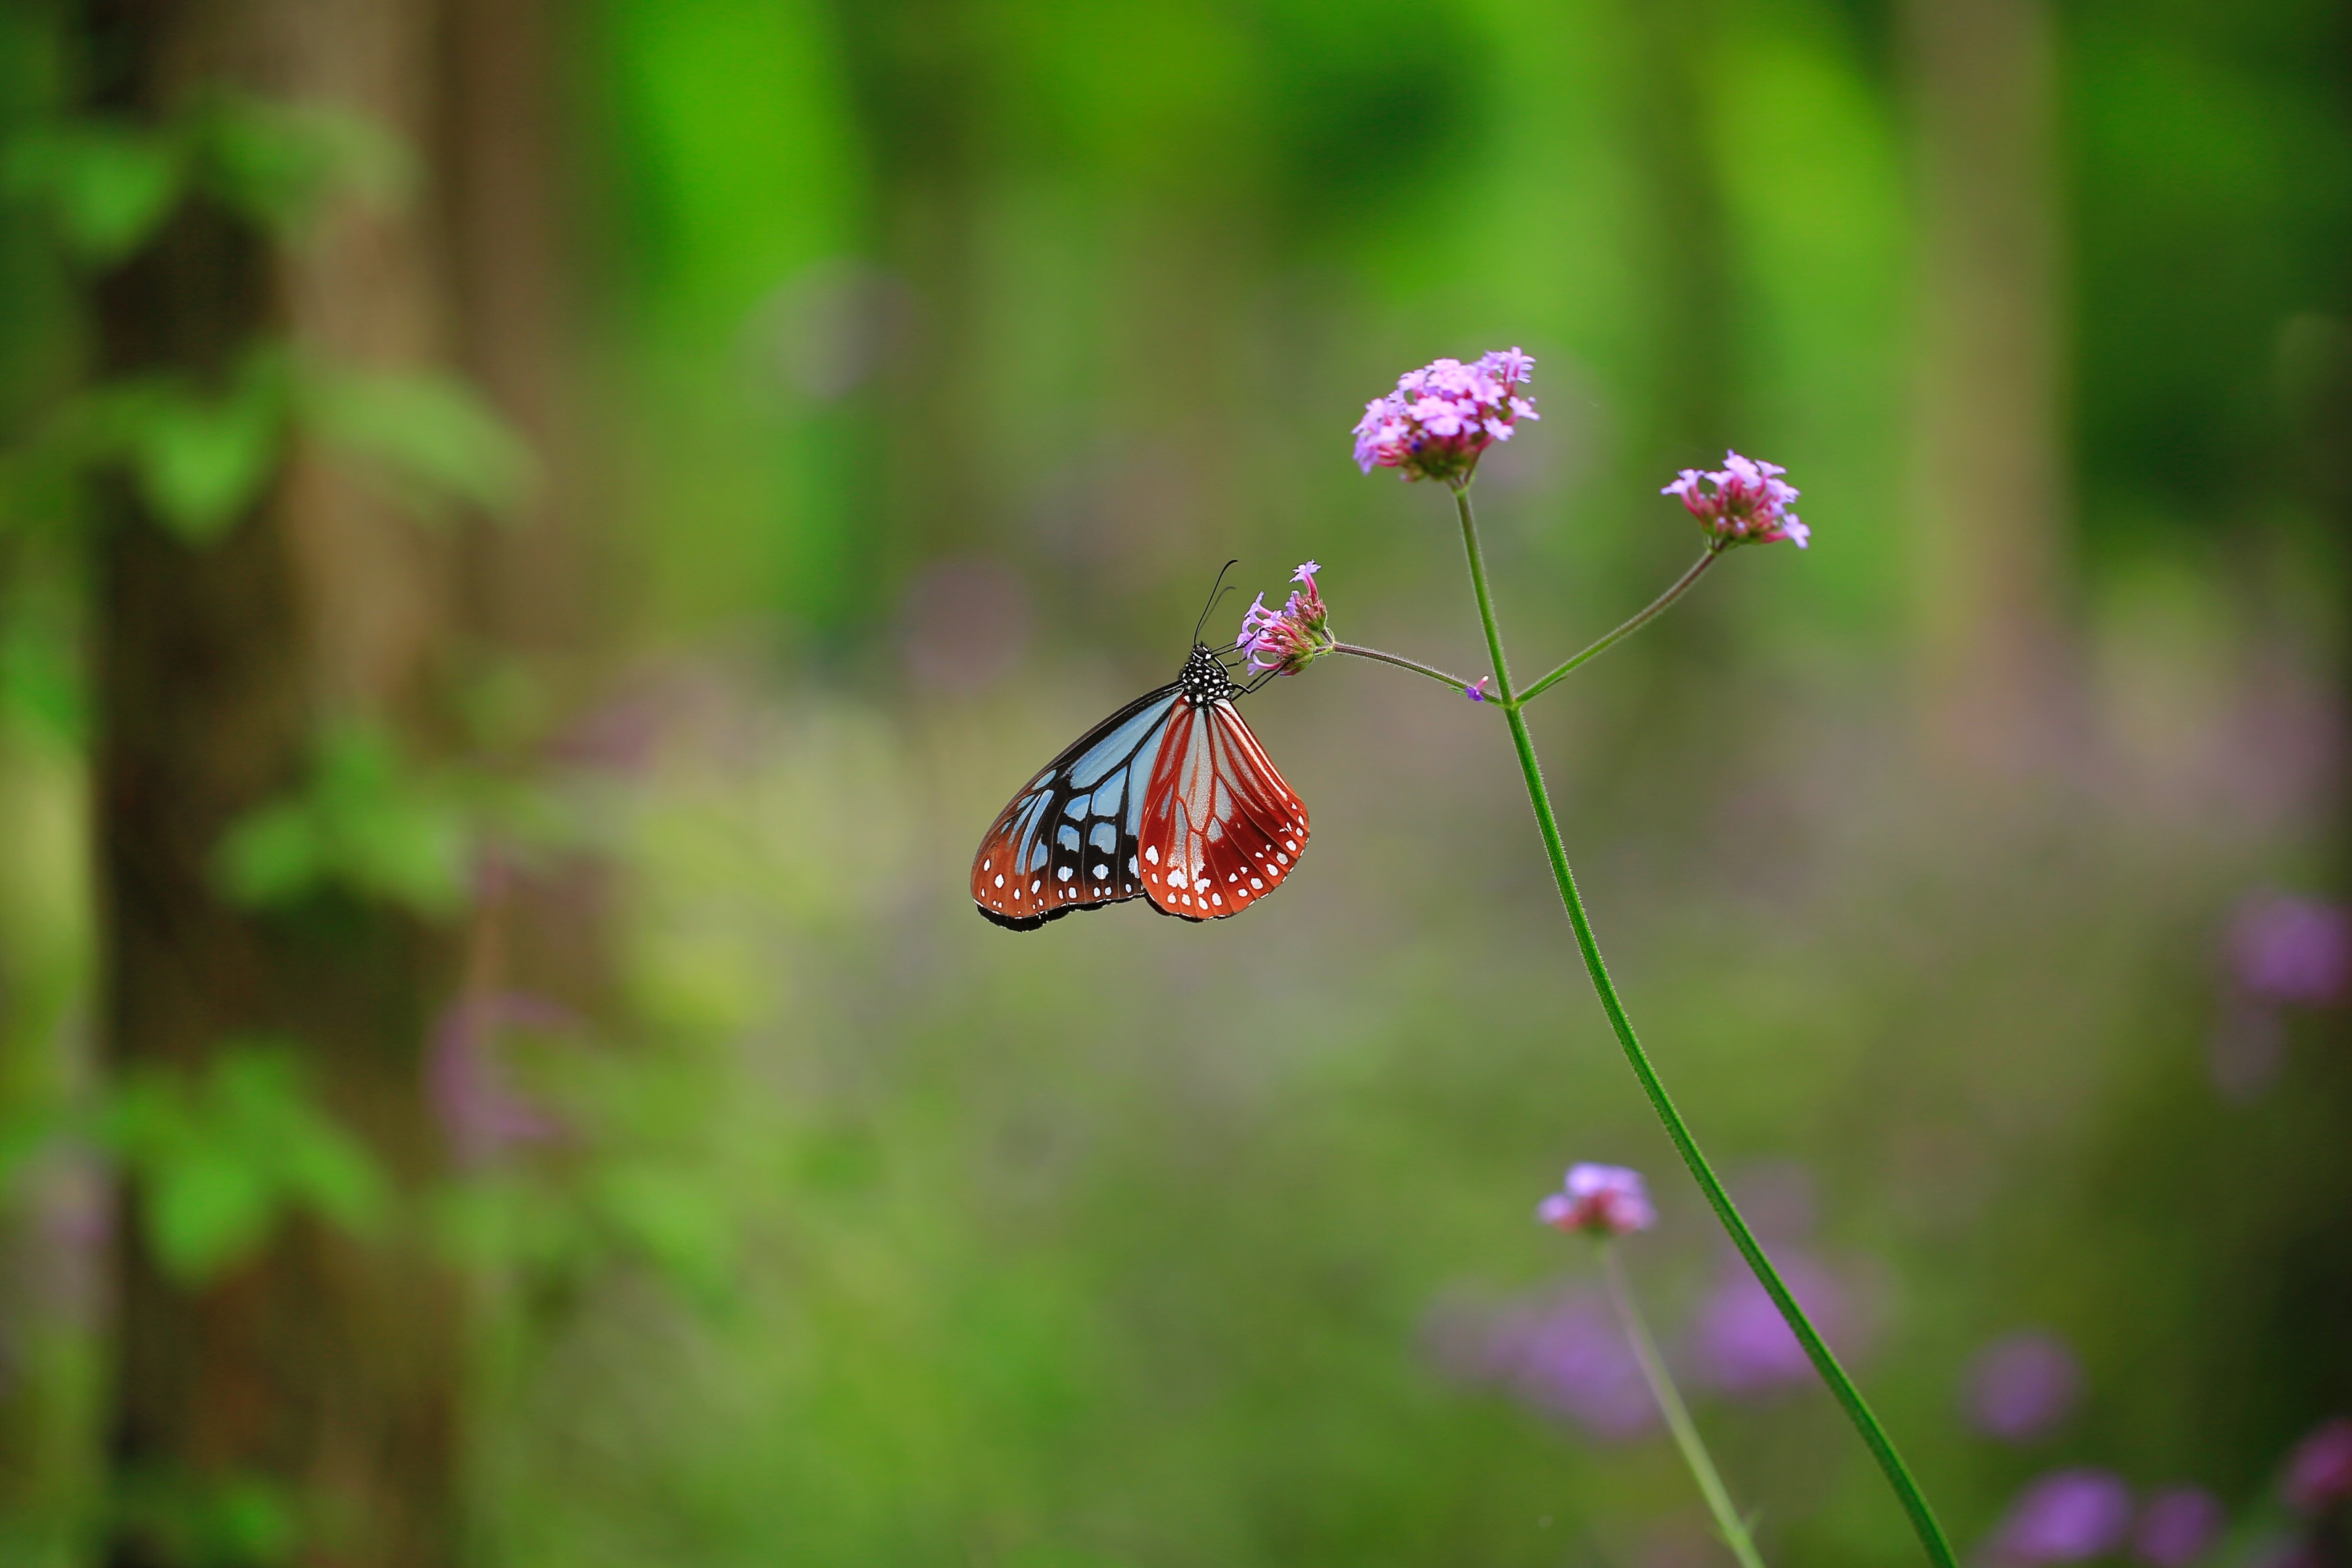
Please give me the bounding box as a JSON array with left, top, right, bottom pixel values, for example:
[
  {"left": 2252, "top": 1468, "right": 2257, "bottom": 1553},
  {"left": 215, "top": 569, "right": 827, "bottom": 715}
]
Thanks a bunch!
[{"left": 1, "top": 1, "right": 2350, "bottom": 1565}]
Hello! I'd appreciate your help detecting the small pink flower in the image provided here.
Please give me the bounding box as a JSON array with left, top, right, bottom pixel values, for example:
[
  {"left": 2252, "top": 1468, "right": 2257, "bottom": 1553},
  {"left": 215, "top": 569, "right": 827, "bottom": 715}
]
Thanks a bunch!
[
  {"left": 1663, "top": 451, "right": 1808, "bottom": 549},
  {"left": 1536, "top": 1163, "right": 1656, "bottom": 1237},
  {"left": 1352, "top": 348, "right": 1539, "bottom": 485},
  {"left": 1466, "top": 676, "right": 1492, "bottom": 703},
  {"left": 1236, "top": 563, "right": 1334, "bottom": 677}
]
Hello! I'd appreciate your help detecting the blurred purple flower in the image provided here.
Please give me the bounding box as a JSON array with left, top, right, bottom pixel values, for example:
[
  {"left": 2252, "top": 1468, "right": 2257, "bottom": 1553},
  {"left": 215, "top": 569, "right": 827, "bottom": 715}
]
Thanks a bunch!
[
  {"left": 2230, "top": 894, "right": 2351, "bottom": 1006},
  {"left": 1465, "top": 676, "right": 1492, "bottom": 703},
  {"left": 1988, "top": 1470, "right": 2136, "bottom": 1565},
  {"left": 1423, "top": 1286, "right": 1654, "bottom": 1442},
  {"left": 1353, "top": 348, "right": 1538, "bottom": 485},
  {"left": 1491, "top": 1289, "right": 1657, "bottom": 1440},
  {"left": 1662, "top": 452, "right": 1808, "bottom": 550},
  {"left": 428, "top": 991, "right": 572, "bottom": 1166},
  {"left": 1536, "top": 1163, "right": 1657, "bottom": 1237},
  {"left": 2285, "top": 1418, "right": 2352, "bottom": 1514},
  {"left": 1963, "top": 1331, "right": 2084, "bottom": 1444},
  {"left": 1687, "top": 1250, "right": 1849, "bottom": 1395},
  {"left": 2133, "top": 1487, "right": 2224, "bottom": 1567}
]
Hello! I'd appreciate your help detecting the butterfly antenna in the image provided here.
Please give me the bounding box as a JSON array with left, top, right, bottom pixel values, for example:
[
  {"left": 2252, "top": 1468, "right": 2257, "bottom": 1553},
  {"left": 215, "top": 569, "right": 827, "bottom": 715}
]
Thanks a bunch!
[{"left": 1193, "top": 559, "right": 1241, "bottom": 647}]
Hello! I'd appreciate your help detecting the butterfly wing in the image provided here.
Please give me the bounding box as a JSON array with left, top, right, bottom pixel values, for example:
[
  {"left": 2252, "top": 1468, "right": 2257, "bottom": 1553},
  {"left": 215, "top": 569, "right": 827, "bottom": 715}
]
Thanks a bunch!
[
  {"left": 1133, "top": 698, "right": 1309, "bottom": 920},
  {"left": 972, "top": 684, "right": 1181, "bottom": 929}
]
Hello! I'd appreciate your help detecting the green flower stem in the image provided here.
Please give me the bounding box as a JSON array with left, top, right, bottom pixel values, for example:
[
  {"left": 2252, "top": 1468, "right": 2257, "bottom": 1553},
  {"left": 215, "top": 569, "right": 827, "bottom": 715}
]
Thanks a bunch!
[
  {"left": 1599, "top": 1241, "right": 1767, "bottom": 1568},
  {"left": 1328, "top": 641, "right": 1494, "bottom": 703},
  {"left": 1447, "top": 482, "right": 1958, "bottom": 1568},
  {"left": 1516, "top": 546, "right": 1722, "bottom": 706}
]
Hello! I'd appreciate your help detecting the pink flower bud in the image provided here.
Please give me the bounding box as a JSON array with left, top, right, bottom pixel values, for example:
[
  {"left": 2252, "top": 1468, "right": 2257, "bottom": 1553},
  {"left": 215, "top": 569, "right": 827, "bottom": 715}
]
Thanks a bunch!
[{"left": 1536, "top": 1163, "right": 1655, "bottom": 1237}]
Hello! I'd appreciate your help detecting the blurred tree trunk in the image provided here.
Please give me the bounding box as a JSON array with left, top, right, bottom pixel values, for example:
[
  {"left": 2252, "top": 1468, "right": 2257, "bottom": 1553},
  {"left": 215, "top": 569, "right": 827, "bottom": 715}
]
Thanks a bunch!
[
  {"left": 83, "top": 0, "right": 579, "bottom": 1561},
  {"left": 1905, "top": 0, "right": 2073, "bottom": 768}
]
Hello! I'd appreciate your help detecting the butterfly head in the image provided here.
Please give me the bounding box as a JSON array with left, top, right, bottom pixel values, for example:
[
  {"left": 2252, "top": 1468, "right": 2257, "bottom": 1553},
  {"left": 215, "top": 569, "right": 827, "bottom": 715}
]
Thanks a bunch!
[{"left": 1178, "top": 643, "right": 1239, "bottom": 708}]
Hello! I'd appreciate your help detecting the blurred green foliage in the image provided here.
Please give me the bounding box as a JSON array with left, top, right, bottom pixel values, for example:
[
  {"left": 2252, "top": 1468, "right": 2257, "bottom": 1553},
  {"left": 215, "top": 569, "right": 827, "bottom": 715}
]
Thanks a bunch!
[
  {"left": 103, "top": 1042, "right": 388, "bottom": 1286},
  {"left": 109, "top": 1469, "right": 297, "bottom": 1568},
  {"left": 304, "top": 366, "right": 537, "bottom": 520},
  {"left": 87, "top": 346, "right": 290, "bottom": 543},
  {"left": 1, "top": 0, "right": 2351, "bottom": 1564},
  {"left": 213, "top": 721, "right": 473, "bottom": 919}
]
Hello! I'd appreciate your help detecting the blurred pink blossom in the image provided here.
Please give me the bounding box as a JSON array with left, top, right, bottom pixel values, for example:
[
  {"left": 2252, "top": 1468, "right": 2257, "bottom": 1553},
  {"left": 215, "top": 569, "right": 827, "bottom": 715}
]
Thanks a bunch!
[
  {"left": 1988, "top": 1471, "right": 2135, "bottom": 1565},
  {"left": 2132, "top": 1487, "right": 2224, "bottom": 1567},
  {"left": 1536, "top": 1163, "right": 1656, "bottom": 1237},
  {"left": 2229, "top": 894, "right": 2351, "bottom": 1007},
  {"left": 1687, "top": 1250, "right": 1850, "bottom": 1395},
  {"left": 1963, "top": 1331, "right": 2084, "bottom": 1444},
  {"left": 1490, "top": 1289, "right": 1657, "bottom": 1440},
  {"left": 1423, "top": 1286, "right": 1655, "bottom": 1442},
  {"left": 2285, "top": 1417, "right": 2352, "bottom": 1514},
  {"left": 427, "top": 991, "right": 572, "bottom": 1165}
]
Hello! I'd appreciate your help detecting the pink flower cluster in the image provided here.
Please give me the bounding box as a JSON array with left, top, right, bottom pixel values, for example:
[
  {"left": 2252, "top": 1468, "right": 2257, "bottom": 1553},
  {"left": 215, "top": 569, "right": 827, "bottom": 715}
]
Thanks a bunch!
[
  {"left": 1537, "top": 1163, "right": 1656, "bottom": 1237},
  {"left": 1353, "top": 348, "right": 1538, "bottom": 484},
  {"left": 1663, "top": 452, "right": 1808, "bottom": 549},
  {"left": 1236, "top": 561, "right": 1333, "bottom": 677}
]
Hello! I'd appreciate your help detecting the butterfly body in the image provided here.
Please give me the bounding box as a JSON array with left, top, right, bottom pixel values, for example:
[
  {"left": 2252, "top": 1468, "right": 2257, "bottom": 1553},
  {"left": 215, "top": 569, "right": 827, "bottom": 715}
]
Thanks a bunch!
[{"left": 972, "top": 644, "right": 1309, "bottom": 930}]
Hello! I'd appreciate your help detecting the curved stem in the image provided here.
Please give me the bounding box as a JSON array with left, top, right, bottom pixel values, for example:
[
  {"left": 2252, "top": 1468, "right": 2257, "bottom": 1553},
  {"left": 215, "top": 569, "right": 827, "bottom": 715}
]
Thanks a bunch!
[
  {"left": 1449, "top": 483, "right": 1957, "bottom": 1568},
  {"left": 1328, "top": 642, "right": 1494, "bottom": 704},
  {"left": 1516, "top": 547, "right": 1720, "bottom": 706},
  {"left": 1600, "top": 1243, "right": 1767, "bottom": 1568}
]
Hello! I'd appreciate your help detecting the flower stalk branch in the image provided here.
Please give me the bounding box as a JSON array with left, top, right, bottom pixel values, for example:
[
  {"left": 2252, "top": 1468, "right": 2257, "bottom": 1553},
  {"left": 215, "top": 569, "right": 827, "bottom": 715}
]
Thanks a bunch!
[
  {"left": 1598, "top": 1241, "right": 1766, "bottom": 1568},
  {"left": 1327, "top": 642, "right": 1495, "bottom": 703},
  {"left": 1516, "top": 547, "right": 1721, "bottom": 706},
  {"left": 1447, "top": 479, "right": 1957, "bottom": 1568}
]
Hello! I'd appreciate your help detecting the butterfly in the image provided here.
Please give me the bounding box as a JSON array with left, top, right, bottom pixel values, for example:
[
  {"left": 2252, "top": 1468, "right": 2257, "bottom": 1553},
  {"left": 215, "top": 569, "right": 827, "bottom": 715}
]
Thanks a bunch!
[{"left": 972, "top": 572, "right": 1310, "bottom": 930}]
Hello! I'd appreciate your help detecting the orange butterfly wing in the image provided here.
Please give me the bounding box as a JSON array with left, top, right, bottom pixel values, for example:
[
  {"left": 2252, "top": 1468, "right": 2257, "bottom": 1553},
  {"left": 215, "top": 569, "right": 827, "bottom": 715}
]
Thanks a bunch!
[{"left": 1132, "top": 698, "right": 1309, "bottom": 920}]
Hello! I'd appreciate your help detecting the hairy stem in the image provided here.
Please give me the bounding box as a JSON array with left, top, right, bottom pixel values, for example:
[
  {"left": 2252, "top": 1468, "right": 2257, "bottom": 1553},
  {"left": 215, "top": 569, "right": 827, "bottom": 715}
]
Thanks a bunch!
[
  {"left": 1600, "top": 1243, "right": 1767, "bottom": 1568},
  {"left": 1516, "top": 547, "right": 1720, "bottom": 706},
  {"left": 1447, "top": 482, "right": 1957, "bottom": 1568},
  {"left": 1328, "top": 642, "right": 1492, "bottom": 702}
]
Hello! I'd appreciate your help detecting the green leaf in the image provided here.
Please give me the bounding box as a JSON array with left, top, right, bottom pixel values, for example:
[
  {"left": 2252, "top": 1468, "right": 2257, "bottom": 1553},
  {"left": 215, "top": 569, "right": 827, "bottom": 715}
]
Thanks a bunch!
[
  {"left": 99, "top": 347, "right": 290, "bottom": 544},
  {"left": 2, "top": 121, "right": 186, "bottom": 263},
  {"left": 113, "top": 1467, "right": 298, "bottom": 1568},
  {"left": 211, "top": 801, "right": 321, "bottom": 907},
  {"left": 103, "top": 1042, "right": 388, "bottom": 1288},
  {"left": 131, "top": 392, "right": 283, "bottom": 542},
  {"left": 595, "top": 1163, "right": 735, "bottom": 1300},
  {"left": 305, "top": 369, "right": 536, "bottom": 520},
  {"left": 211, "top": 719, "right": 471, "bottom": 918},
  {"left": 147, "top": 1143, "right": 276, "bottom": 1281},
  {"left": 195, "top": 94, "right": 417, "bottom": 236}
]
